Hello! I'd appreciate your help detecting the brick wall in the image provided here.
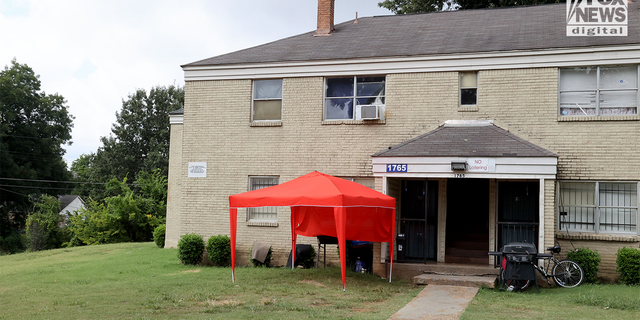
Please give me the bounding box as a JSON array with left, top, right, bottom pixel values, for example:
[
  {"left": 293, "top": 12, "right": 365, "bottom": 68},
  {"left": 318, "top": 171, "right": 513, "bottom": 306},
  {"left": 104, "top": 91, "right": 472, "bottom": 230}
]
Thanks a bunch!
[
  {"left": 316, "top": 0, "right": 335, "bottom": 35},
  {"left": 170, "top": 68, "right": 640, "bottom": 275},
  {"left": 165, "top": 122, "right": 182, "bottom": 248},
  {"left": 556, "top": 239, "right": 639, "bottom": 282}
]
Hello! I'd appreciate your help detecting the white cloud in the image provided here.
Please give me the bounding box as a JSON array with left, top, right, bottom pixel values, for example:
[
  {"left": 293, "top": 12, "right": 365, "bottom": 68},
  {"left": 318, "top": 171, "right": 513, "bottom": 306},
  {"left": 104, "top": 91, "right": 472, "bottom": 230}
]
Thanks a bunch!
[{"left": 0, "top": 0, "right": 391, "bottom": 167}]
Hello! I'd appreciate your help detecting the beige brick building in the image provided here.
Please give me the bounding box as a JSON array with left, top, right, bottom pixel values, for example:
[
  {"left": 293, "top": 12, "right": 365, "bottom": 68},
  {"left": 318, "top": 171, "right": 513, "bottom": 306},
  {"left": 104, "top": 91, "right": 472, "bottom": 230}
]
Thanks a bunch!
[{"left": 166, "top": 1, "right": 640, "bottom": 282}]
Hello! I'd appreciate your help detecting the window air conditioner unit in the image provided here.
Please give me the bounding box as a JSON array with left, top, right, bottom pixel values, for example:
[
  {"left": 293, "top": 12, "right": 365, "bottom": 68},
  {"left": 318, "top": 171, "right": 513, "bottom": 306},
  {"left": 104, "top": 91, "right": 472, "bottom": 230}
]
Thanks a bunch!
[{"left": 357, "top": 105, "right": 380, "bottom": 120}]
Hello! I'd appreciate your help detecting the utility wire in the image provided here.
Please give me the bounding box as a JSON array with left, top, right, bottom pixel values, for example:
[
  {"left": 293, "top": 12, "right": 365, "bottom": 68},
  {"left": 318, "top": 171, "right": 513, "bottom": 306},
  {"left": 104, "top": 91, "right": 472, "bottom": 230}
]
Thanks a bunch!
[
  {"left": 0, "top": 184, "right": 106, "bottom": 191},
  {"left": 0, "top": 187, "right": 30, "bottom": 197},
  {"left": 0, "top": 177, "right": 139, "bottom": 186}
]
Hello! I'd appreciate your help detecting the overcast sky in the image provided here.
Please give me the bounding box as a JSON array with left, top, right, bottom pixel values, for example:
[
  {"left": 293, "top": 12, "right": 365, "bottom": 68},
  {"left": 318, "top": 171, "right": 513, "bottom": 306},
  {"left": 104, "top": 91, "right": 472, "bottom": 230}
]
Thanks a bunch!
[{"left": 0, "top": 0, "right": 391, "bottom": 166}]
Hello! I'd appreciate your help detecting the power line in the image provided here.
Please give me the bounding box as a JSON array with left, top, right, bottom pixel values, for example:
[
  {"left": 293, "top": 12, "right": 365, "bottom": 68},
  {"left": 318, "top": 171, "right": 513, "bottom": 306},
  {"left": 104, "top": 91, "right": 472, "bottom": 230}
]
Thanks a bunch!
[
  {"left": 0, "top": 177, "right": 138, "bottom": 186},
  {"left": 0, "top": 184, "right": 105, "bottom": 191},
  {"left": 0, "top": 187, "right": 30, "bottom": 197}
]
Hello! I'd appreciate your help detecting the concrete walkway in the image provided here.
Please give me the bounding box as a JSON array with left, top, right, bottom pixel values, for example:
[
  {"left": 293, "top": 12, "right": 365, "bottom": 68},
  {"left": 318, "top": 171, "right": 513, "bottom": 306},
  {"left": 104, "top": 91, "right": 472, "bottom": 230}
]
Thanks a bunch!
[{"left": 388, "top": 285, "right": 478, "bottom": 320}]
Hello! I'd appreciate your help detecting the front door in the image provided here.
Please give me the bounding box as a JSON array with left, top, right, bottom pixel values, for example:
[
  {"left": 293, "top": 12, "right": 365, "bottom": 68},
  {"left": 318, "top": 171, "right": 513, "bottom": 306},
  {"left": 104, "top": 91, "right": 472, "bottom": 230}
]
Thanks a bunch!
[
  {"left": 446, "top": 179, "right": 490, "bottom": 264},
  {"left": 398, "top": 180, "right": 438, "bottom": 262}
]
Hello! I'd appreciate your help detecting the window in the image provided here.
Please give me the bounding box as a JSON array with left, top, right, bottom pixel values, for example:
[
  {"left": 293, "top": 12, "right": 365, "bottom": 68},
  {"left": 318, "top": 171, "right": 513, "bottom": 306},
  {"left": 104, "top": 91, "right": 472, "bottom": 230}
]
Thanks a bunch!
[
  {"left": 460, "top": 72, "right": 478, "bottom": 105},
  {"left": 559, "top": 181, "right": 638, "bottom": 234},
  {"left": 324, "top": 76, "right": 385, "bottom": 120},
  {"left": 252, "top": 79, "right": 282, "bottom": 121},
  {"left": 559, "top": 65, "right": 638, "bottom": 116},
  {"left": 248, "top": 176, "right": 279, "bottom": 221},
  {"left": 341, "top": 177, "right": 375, "bottom": 189}
]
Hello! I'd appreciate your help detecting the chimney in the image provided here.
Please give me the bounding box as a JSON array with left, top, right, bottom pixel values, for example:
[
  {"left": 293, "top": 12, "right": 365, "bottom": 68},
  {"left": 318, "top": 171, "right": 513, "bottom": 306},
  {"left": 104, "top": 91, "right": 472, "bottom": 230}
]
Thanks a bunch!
[{"left": 315, "top": 0, "right": 335, "bottom": 36}]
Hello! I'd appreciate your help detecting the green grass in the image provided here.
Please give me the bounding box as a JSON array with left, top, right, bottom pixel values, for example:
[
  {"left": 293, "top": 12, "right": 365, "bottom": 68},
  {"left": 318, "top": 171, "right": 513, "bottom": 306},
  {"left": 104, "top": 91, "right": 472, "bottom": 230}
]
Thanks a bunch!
[
  {"left": 461, "top": 284, "right": 640, "bottom": 320},
  {"left": 0, "top": 243, "right": 420, "bottom": 319}
]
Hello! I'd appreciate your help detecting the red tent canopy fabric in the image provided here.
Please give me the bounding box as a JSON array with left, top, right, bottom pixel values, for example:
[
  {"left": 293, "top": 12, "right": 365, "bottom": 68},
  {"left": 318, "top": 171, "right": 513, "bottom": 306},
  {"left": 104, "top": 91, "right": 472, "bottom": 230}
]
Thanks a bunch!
[{"left": 228, "top": 171, "right": 396, "bottom": 290}]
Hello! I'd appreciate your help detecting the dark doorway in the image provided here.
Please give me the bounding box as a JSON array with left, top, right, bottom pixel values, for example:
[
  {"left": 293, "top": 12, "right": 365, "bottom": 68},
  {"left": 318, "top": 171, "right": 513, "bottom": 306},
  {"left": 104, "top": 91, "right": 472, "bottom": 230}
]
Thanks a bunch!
[
  {"left": 446, "top": 179, "right": 490, "bottom": 264},
  {"left": 398, "top": 180, "right": 438, "bottom": 262},
  {"left": 497, "top": 181, "right": 539, "bottom": 249}
]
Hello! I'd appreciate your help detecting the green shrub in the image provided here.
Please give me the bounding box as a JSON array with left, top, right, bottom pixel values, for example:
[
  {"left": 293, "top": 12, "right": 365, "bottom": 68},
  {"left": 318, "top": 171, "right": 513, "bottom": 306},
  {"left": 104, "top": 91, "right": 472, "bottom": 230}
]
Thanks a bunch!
[
  {"left": 567, "top": 247, "right": 601, "bottom": 283},
  {"left": 206, "top": 235, "right": 231, "bottom": 267},
  {"left": 177, "top": 233, "right": 205, "bottom": 265},
  {"left": 0, "top": 233, "right": 25, "bottom": 254},
  {"left": 617, "top": 247, "right": 640, "bottom": 285},
  {"left": 153, "top": 224, "right": 166, "bottom": 248},
  {"left": 66, "top": 171, "right": 166, "bottom": 246},
  {"left": 251, "top": 246, "right": 273, "bottom": 267},
  {"left": 26, "top": 195, "right": 68, "bottom": 251}
]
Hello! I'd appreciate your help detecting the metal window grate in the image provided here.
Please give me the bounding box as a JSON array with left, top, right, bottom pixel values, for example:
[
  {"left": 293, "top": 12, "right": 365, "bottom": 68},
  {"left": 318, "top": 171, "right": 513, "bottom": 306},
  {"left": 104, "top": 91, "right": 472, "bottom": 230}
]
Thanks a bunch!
[
  {"left": 249, "top": 176, "right": 279, "bottom": 221},
  {"left": 559, "top": 181, "right": 638, "bottom": 234}
]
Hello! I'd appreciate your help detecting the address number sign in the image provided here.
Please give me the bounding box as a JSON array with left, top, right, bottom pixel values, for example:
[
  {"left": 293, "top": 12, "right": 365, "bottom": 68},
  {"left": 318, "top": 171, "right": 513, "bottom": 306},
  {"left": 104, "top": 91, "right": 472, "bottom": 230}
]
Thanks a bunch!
[{"left": 386, "top": 164, "right": 408, "bottom": 172}]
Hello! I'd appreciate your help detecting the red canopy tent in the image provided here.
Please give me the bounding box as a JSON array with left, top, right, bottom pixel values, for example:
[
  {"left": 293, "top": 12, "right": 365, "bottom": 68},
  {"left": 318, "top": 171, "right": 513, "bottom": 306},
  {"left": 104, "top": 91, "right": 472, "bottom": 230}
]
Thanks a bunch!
[{"left": 228, "top": 171, "right": 396, "bottom": 290}]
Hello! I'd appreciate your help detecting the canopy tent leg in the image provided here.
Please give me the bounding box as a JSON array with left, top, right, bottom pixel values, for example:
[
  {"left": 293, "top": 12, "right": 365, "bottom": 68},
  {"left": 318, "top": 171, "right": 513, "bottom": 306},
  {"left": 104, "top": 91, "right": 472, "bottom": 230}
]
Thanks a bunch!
[
  {"left": 291, "top": 206, "right": 298, "bottom": 270},
  {"left": 230, "top": 208, "right": 238, "bottom": 282},
  {"left": 334, "top": 207, "right": 347, "bottom": 291}
]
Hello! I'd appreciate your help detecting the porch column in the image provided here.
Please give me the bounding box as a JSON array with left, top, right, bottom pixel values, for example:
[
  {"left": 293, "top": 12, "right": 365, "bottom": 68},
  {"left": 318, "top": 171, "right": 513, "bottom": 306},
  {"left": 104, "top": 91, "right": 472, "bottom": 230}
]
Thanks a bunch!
[
  {"left": 538, "top": 178, "right": 545, "bottom": 254},
  {"left": 488, "top": 179, "right": 496, "bottom": 265}
]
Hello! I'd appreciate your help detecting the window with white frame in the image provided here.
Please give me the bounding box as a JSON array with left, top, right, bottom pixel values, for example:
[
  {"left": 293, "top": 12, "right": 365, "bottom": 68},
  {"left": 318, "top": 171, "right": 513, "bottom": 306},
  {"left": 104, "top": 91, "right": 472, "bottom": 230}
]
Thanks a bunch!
[
  {"left": 460, "top": 72, "right": 478, "bottom": 106},
  {"left": 252, "top": 79, "right": 282, "bottom": 121},
  {"left": 341, "top": 177, "right": 375, "bottom": 189},
  {"left": 248, "top": 176, "right": 279, "bottom": 220},
  {"left": 559, "top": 181, "right": 638, "bottom": 234},
  {"left": 324, "top": 76, "right": 385, "bottom": 120},
  {"left": 559, "top": 65, "right": 639, "bottom": 116}
]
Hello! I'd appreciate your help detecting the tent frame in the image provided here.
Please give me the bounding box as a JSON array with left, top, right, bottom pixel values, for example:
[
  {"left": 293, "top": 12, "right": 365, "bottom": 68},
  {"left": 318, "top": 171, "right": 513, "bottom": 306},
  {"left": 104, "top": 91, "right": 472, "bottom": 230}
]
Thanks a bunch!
[{"left": 228, "top": 172, "right": 396, "bottom": 291}]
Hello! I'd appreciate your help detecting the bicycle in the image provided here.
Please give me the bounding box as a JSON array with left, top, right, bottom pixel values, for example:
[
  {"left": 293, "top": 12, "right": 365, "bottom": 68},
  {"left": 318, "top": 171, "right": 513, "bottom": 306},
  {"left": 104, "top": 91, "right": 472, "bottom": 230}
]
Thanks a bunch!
[{"left": 491, "top": 244, "right": 585, "bottom": 291}]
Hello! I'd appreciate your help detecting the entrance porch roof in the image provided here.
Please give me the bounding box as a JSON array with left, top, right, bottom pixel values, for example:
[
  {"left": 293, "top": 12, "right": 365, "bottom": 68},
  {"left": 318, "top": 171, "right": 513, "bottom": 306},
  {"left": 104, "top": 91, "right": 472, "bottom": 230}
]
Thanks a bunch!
[{"left": 373, "top": 120, "right": 557, "bottom": 158}]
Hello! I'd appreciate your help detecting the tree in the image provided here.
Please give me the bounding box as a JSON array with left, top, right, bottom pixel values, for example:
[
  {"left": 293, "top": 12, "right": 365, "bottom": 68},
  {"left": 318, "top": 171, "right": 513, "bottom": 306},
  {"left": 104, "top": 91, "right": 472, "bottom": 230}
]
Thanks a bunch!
[
  {"left": 66, "top": 169, "right": 167, "bottom": 245},
  {"left": 72, "top": 85, "right": 182, "bottom": 200},
  {"left": 378, "top": 0, "right": 565, "bottom": 14},
  {"left": 378, "top": 0, "right": 453, "bottom": 13},
  {"left": 26, "top": 195, "right": 67, "bottom": 251},
  {"left": 0, "top": 59, "right": 74, "bottom": 248}
]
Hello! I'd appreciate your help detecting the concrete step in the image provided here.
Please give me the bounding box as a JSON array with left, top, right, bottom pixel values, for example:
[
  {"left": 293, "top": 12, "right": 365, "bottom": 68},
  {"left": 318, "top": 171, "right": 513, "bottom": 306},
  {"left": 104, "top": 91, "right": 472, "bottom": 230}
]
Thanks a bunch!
[
  {"left": 414, "top": 274, "right": 497, "bottom": 288},
  {"left": 420, "top": 263, "right": 500, "bottom": 276}
]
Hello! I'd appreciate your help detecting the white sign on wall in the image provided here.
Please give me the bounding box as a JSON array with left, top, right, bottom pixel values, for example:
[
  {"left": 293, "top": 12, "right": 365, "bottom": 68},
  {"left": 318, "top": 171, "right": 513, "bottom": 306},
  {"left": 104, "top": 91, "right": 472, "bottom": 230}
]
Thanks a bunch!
[
  {"left": 467, "top": 158, "right": 495, "bottom": 172},
  {"left": 188, "top": 162, "right": 207, "bottom": 178}
]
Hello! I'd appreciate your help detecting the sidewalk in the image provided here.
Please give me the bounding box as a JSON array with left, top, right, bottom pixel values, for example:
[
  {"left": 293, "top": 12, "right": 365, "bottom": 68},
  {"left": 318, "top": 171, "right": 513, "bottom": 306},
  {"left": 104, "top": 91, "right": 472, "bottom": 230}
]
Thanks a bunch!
[{"left": 388, "top": 285, "right": 478, "bottom": 320}]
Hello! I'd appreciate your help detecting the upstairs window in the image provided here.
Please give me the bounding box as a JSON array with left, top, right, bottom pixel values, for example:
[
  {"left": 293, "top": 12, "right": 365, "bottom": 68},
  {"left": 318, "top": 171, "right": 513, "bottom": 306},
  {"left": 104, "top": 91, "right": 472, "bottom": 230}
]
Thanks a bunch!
[
  {"left": 324, "top": 76, "right": 385, "bottom": 120},
  {"left": 559, "top": 181, "right": 638, "bottom": 234},
  {"left": 252, "top": 79, "right": 282, "bottom": 121},
  {"left": 460, "top": 72, "right": 478, "bottom": 105},
  {"left": 248, "top": 176, "right": 279, "bottom": 221},
  {"left": 559, "top": 65, "right": 638, "bottom": 116}
]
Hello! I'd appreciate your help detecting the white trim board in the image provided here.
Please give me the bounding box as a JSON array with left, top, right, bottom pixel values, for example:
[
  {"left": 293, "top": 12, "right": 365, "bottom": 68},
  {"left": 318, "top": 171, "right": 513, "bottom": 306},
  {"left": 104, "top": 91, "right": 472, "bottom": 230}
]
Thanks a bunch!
[
  {"left": 170, "top": 114, "right": 184, "bottom": 124},
  {"left": 373, "top": 156, "right": 557, "bottom": 179},
  {"left": 184, "top": 45, "right": 640, "bottom": 81}
]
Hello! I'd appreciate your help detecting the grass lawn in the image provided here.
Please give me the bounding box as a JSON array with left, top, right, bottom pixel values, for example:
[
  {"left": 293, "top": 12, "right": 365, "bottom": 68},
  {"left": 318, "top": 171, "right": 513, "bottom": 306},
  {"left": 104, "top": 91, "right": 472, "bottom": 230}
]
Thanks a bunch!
[
  {"left": 462, "top": 284, "right": 640, "bottom": 320},
  {"left": 0, "top": 242, "right": 420, "bottom": 319}
]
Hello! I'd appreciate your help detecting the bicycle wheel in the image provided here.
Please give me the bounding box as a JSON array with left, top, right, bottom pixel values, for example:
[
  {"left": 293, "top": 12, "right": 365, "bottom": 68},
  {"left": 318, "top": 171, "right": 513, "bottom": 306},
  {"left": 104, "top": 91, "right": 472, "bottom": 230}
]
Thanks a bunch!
[
  {"left": 552, "top": 259, "right": 584, "bottom": 288},
  {"left": 501, "top": 270, "right": 530, "bottom": 292}
]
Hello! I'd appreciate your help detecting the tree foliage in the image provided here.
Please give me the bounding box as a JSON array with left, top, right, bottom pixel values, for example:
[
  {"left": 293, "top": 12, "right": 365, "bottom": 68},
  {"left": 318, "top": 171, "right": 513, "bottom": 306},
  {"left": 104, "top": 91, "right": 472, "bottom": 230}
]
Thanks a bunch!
[
  {"left": 72, "top": 85, "right": 183, "bottom": 201},
  {"left": 0, "top": 59, "right": 74, "bottom": 243},
  {"left": 66, "top": 169, "right": 167, "bottom": 246},
  {"left": 26, "top": 195, "right": 68, "bottom": 251},
  {"left": 378, "top": 0, "right": 565, "bottom": 14}
]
